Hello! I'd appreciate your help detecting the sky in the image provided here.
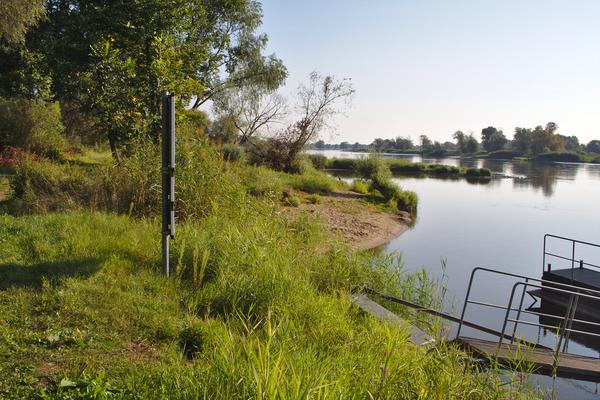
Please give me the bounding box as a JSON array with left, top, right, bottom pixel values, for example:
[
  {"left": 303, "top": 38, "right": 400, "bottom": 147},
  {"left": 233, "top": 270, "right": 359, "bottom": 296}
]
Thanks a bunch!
[{"left": 259, "top": 0, "right": 600, "bottom": 144}]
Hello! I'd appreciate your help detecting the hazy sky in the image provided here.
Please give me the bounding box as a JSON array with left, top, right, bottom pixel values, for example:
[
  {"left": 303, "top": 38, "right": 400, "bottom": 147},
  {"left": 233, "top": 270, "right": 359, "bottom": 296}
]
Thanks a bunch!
[{"left": 260, "top": 0, "right": 600, "bottom": 144}]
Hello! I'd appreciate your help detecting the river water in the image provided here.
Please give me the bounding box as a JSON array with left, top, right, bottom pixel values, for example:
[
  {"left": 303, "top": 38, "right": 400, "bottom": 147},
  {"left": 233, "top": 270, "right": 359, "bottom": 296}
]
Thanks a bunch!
[{"left": 311, "top": 150, "right": 600, "bottom": 398}]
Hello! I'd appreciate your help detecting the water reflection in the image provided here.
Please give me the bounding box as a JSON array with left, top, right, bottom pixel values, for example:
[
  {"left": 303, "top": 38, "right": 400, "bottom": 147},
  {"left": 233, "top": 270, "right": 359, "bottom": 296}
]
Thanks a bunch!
[{"left": 309, "top": 150, "right": 600, "bottom": 199}]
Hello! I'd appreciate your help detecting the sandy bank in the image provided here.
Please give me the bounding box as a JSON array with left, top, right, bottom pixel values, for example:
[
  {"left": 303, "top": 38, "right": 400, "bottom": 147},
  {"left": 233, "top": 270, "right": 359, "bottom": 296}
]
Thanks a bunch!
[{"left": 284, "top": 190, "right": 411, "bottom": 250}]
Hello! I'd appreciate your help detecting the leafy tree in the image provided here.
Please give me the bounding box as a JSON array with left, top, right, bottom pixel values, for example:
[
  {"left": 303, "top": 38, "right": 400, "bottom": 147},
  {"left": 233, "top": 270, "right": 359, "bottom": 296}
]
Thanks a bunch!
[
  {"left": 480, "top": 126, "right": 507, "bottom": 152},
  {"left": 513, "top": 127, "right": 533, "bottom": 154},
  {"left": 419, "top": 135, "right": 432, "bottom": 152},
  {"left": 0, "top": 0, "right": 45, "bottom": 44},
  {"left": 556, "top": 134, "right": 581, "bottom": 152},
  {"left": 453, "top": 131, "right": 467, "bottom": 153},
  {"left": 531, "top": 122, "right": 564, "bottom": 154},
  {"left": 6, "top": 0, "right": 287, "bottom": 159},
  {"left": 394, "top": 136, "right": 413, "bottom": 150},
  {"left": 314, "top": 140, "right": 325, "bottom": 149},
  {"left": 587, "top": 140, "right": 600, "bottom": 153},
  {"left": 340, "top": 141, "right": 351, "bottom": 150},
  {"left": 465, "top": 134, "right": 479, "bottom": 154}
]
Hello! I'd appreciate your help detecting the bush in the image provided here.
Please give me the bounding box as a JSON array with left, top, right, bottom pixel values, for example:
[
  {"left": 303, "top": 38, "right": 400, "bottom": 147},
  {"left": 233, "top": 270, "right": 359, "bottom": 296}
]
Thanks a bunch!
[
  {"left": 243, "top": 166, "right": 285, "bottom": 198},
  {"left": 464, "top": 167, "right": 491, "bottom": 178},
  {"left": 350, "top": 179, "right": 369, "bottom": 194},
  {"left": 7, "top": 128, "right": 246, "bottom": 218},
  {"left": 486, "top": 150, "right": 520, "bottom": 159},
  {"left": 396, "top": 190, "right": 418, "bottom": 214},
  {"left": 289, "top": 171, "right": 338, "bottom": 194},
  {"left": 535, "top": 152, "right": 582, "bottom": 163},
  {"left": 0, "top": 98, "right": 67, "bottom": 159},
  {"left": 220, "top": 143, "right": 245, "bottom": 162},
  {"left": 282, "top": 192, "right": 300, "bottom": 207},
  {"left": 328, "top": 158, "right": 355, "bottom": 170},
  {"left": 306, "top": 194, "right": 323, "bottom": 204},
  {"left": 307, "top": 153, "right": 329, "bottom": 169}
]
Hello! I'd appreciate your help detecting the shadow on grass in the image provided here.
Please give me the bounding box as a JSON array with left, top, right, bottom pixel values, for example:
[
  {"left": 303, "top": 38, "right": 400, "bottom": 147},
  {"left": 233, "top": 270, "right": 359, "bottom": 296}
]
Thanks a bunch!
[{"left": 0, "top": 258, "right": 102, "bottom": 290}]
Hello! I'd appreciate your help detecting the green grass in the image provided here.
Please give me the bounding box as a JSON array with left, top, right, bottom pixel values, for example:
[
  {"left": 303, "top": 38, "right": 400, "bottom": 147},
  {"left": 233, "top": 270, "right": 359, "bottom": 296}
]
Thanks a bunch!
[
  {"left": 325, "top": 157, "right": 492, "bottom": 179},
  {"left": 0, "top": 211, "right": 539, "bottom": 399}
]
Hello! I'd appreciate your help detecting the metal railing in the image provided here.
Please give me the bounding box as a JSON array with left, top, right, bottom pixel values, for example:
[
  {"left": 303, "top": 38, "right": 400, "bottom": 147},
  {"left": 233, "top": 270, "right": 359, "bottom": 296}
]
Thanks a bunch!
[
  {"left": 542, "top": 234, "right": 600, "bottom": 277},
  {"left": 457, "top": 267, "right": 600, "bottom": 363}
]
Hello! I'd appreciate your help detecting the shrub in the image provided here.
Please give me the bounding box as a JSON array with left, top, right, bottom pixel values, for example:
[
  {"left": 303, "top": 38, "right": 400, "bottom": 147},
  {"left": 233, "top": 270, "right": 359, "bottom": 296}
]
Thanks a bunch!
[
  {"left": 328, "top": 158, "right": 355, "bottom": 170},
  {"left": 307, "top": 153, "right": 329, "bottom": 169},
  {"left": 396, "top": 190, "right": 418, "bottom": 214},
  {"left": 464, "top": 167, "right": 491, "bottom": 178},
  {"left": 0, "top": 98, "right": 67, "bottom": 159},
  {"left": 243, "top": 166, "right": 285, "bottom": 198},
  {"left": 220, "top": 143, "right": 245, "bottom": 162},
  {"left": 350, "top": 179, "right": 369, "bottom": 194},
  {"left": 282, "top": 192, "right": 300, "bottom": 207},
  {"left": 289, "top": 171, "right": 338, "bottom": 194},
  {"left": 486, "top": 150, "right": 520, "bottom": 159},
  {"left": 535, "top": 152, "right": 582, "bottom": 163},
  {"left": 306, "top": 194, "right": 323, "bottom": 204}
]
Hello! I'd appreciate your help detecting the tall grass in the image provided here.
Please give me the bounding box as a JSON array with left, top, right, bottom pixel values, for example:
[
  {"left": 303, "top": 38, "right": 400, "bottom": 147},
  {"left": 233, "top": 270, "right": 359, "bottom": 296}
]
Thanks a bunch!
[{"left": 0, "top": 212, "right": 537, "bottom": 399}]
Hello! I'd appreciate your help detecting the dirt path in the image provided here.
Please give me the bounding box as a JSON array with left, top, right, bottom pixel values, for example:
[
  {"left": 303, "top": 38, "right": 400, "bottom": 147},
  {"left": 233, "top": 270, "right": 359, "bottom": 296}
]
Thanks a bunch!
[{"left": 285, "top": 190, "right": 411, "bottom": 250}]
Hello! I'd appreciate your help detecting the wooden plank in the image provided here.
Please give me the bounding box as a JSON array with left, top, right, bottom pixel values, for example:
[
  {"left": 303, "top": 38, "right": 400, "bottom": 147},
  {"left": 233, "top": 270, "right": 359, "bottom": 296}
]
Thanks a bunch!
[
  {"left": 457, "top": 336, "right": 600, "bottom": 382},
  {"left": 350, "top": 294, "right": 432, "bottom": 346}
]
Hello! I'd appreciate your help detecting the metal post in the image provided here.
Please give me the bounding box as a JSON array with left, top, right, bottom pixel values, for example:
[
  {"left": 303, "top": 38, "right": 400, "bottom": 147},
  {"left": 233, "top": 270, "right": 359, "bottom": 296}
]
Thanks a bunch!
[
  {"left": 571, "top": 241, "right": 576, "bottom": 282},
  {"left": 162, "top": 93, "right": 175, "bottom": 276},
  {"left": 510, "top": 278, "right": 528, "bottom": 344}
]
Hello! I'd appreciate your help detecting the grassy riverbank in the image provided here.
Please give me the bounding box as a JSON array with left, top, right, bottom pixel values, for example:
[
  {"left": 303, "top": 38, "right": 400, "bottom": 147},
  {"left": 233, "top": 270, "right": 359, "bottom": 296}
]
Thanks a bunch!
[{"left": 0, "top": 139, "right": 539, "bottom": 398}]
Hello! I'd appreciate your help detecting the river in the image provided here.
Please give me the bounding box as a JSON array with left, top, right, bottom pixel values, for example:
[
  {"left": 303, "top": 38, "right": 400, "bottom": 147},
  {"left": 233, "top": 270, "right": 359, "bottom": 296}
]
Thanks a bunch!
[{"left": 311, "top": 150, "right": 600, "bottom": 399}]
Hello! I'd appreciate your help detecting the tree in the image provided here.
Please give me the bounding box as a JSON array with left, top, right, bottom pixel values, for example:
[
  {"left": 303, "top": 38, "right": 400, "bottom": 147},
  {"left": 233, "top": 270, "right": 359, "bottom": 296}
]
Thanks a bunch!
[
  {"left": 531, "top": 122, "right": 564, "bottom": 154},
  {"left": 453, "top": 131, "right": 467, "bottom": 153},
  {"left": 5, "top": 0, "right": 287, "bottom": 159},
  {"left": 269, "top": 72, "right": 354, "bottom": 171},
  {"left": 587, "top": 140, "right": 600, "bottom": 153},
  {"left": 513, "top": 127, "right": 533, "bottom": 154},
  {"left": 0, "top": 0, "right": 45, "bottom": 44},
  {"left": 465, "top": 134, "right": 479, "bottom": 154},
  {"left": 213, "top": 87, "right": 286, "bottom": 144},
  {"left": 314, "top": 140, "right": 325, "bottom": 149},
  {"left": 419, "top": 135, "right": 433, "bottom": 153},
  {"left": 481, "top": 126, "right": 507, "bottom": 152},
  {"left": 394, "top": 136, "right": 413, "bottom": 150},
  {"left": 556, "top": 134, "right": 581, "bottom": 152}
]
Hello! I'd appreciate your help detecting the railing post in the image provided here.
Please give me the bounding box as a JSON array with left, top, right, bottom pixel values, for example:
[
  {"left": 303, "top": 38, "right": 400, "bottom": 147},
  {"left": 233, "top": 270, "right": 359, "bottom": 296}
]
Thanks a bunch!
[
  {"left": 456, "top": 268, "right": 479, "bottom": 339},
  {"left": 497, "top": 283, "right": 521, "bottom": 355},
  {"left": 510, "top": 278, "right": 528, "bottom": 344},
  {"left": 571, "top": 240, "right": 576, "bottom": 282}
]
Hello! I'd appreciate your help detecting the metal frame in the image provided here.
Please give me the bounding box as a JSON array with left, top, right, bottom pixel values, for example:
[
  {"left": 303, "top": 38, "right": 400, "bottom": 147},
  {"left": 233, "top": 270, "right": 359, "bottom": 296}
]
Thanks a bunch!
[
  {"left": 542, "top": 234, "right": 600, "bottom": 277},
  {"left": 457, "top": 266, "right": 600, "bottom": 371}
]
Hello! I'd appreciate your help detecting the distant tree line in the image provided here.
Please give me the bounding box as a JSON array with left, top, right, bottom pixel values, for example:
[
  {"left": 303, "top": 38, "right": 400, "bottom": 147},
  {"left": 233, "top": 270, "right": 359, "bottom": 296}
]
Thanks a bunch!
[{"left": 312, "top": 122, "right": 600, "bottom": 158}]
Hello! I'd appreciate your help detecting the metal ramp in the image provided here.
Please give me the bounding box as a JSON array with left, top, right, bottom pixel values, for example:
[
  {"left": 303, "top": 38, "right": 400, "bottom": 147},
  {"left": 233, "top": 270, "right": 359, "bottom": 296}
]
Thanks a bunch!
[{"left": 456, "top": 267, "right": 600, "bottom": 382}]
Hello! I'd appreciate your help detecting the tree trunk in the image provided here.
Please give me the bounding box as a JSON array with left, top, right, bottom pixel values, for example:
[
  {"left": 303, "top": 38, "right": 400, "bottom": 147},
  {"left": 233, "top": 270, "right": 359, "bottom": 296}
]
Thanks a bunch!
[{"left": 109, "top": 134, "right": 121, "bottom": 163}]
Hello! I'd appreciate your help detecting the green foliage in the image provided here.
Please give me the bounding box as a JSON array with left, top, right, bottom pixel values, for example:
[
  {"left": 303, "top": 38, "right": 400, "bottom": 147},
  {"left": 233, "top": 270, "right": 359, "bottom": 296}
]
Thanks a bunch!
[
  {"left": 353, "top": 155, "right": 418, "bottom": 214},
  {"left": 465, "top": 168, "right": 492, "bottom": 177},
  {"left": 288, "top": 170, "right": 339, "bottom": 194},
  {"left": 6, "top": 126, "right": 245, "bottom": 218},
  {"left": 306, "top": 193, "right": 323, "bottom": 204},
  {"left": 480, "top": 126, "right": 507, "bottom": 152},
  {"left": 8, "top": 0, "right": 287, "bottom": 156},
  {"left": 282, "top": 192, "right": 301, "bottom": 207},
  {"left": 307, "top": 153, "right": 328, "bottom": 169},
  {"left": 534, "top": 152, "right": 582, "bottom": 163},
  {"left": 350, "top": 179, "right": 369, "bottom": 194},
  {"left": 0, "top": 98, "right": 67, "bottom": 159},
  {"left": 0, "top": 0, "right": 45, "bottom": 44},
  {"left": 220, "top": 143, "right": 245, "bottom": 162}
]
